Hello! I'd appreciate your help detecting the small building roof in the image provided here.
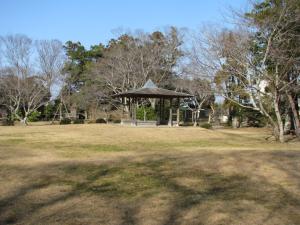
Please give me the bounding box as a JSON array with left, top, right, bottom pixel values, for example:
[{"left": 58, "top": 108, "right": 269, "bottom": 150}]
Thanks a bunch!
[{"left": 113, "top": 79, "right": 193, "bottom": 98}]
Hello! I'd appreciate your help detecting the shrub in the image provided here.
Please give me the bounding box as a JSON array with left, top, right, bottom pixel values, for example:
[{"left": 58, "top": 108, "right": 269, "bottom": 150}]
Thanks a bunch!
[
  {"left": 200, "top": 123, "right": 212, "bottom": 129},
  {"left": 28, "top": 111, "right": 41, "bottom": 122},
  {"left": 136, "top": 106, "right": 156, "bottom": 120},
  {"left": 73, "top": 119, "right": 84, "bottom": 124},
  {"left": 113, "top": 119, "right": 121, "bottom": 123},
  {"left": 96, "top": 118, "right": 107, "bottom": 123},
  {"left": 2, "top": 119, "right": 14, "bottom": 126},
  {"left": 246, "top": 111, "right": 268, "bottom": 127},
  {"left": 107, "top": 113, "right": 122, "bottom": 122},
  {"left": 60, "top": 118, "right": 71, "bottom": 125},
  {"left": 44, "top": 103, "right": 56, "bottom": 120}
]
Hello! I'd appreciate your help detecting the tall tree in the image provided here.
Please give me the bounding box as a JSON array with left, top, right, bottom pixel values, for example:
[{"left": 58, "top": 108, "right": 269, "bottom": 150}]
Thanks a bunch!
[
  {"left": 36, "top": 39, "right": 65, "bottom": 94},
  {"left": 0, "top": 34, "right": 64, "bottom": 124},
  {"left": 92, "top": 27, "right": 183, "bottom": 96},
  {"left": 61, "top": 41, "right": 104, "bottom": 118},
  {"left": 186, "top": 0, "right": 300, "bottom": 142},
  {"left": 176, "top": 77, "right": 214, "bottom": 126},
  {"left": 246, "top": 0, "right": 300, "bottom": 137}
]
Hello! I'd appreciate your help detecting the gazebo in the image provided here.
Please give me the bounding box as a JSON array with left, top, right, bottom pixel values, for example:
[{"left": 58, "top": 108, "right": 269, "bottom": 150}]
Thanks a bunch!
[{"left": 113, "top": 80, "right": 193, "bottom": 126}]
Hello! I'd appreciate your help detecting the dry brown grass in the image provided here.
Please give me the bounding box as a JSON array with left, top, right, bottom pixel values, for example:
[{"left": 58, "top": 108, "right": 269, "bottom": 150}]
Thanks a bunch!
[{"left": 0, "top": 124, "right": 299, "bottom": 225}]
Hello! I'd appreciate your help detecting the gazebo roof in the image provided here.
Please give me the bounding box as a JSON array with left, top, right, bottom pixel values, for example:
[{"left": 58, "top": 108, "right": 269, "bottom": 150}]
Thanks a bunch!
[{"left": 113, "top": 79, "right": 193, "bottom": 98}]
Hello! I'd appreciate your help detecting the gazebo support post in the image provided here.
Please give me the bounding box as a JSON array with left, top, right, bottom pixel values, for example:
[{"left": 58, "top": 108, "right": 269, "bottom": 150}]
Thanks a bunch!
[
  {"left": 176, "top": 97, "right": 180, "bottom": 126},
  {"left": 121, "top": 97, "right": 124, "bottom": 125},
  {"left": 130, "top": 98, "right": 135, "bottom": 126},
  {"left": 127, "top": 97, "right": 131, "bottom": 119},
  {"left": 134, "top": 98, "right": 137, "bottom": 126},
  {"left": 158, "top": 98, "right": 162, "bottom": 125},
  {"left": 162, "top": 98, "right": 165, "bottom": 124},
  {"left": 168, "top": 98, "right": 173, "bottom": 127}
]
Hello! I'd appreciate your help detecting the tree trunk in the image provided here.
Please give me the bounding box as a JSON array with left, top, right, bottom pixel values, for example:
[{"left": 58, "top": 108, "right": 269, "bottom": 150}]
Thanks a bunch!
[
  {"left": 274, "top": 96, "right": 285, "bottom": 143},
  {"left": 59, "top": 95, "right": 63, "bottom": 121},
  {"left": 193, "top": 111, "right": 197, "bottom": 127},
  {"left": 232, "top": 116, "right": 239, "bottom": 129},
  {"left": 287, "top": 93, "right": 300, "bottom": 138},
  {"left": 273, "top": 124, "right": 284, "bottom": 143},
  {"left": 208, "top": 104, "right": 215, "bottom": 124},
  {"left": 21, "top": 117, "right": 28, "bottom": 126},
  {"left": 284, "top": 114, "right": 292, "bottom": 134}
]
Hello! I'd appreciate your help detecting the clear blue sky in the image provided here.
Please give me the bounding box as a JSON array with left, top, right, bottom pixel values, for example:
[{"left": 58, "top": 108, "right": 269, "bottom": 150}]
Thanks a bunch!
[{"left": 0, "top": 0, "right": 248, "bottom": 48}]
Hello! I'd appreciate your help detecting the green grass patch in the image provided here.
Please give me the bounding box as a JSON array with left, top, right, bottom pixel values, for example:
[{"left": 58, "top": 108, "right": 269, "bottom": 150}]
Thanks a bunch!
[
  {"left": 53, "top": 143, "right": 124, "bottom": 152},
  {"left": 58, "top": 159, "right": 264, "bottom": 202},
  {"left": 130, "top": 138, "right": 253, "bottom": 151},
  {"left": 0, "top": 138, "right": 26, "bottom": 146},
  {"left": 80, "top": 144, "right": 125, "bottom": 152}
]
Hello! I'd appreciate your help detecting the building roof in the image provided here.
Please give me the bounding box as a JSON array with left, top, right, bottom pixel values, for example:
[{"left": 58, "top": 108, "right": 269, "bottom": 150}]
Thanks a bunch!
[{"left": 113, "top": 79, "right": 193, "bottom": 98}]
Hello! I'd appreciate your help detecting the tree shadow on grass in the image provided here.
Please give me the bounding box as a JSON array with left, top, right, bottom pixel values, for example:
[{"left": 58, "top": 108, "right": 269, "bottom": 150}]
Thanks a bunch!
[
  {"left": 142, "top": 156, "right": 300, "bottom": 225},
  {"left": 0, "top": 151, "right": 300, "bottom": 225}
]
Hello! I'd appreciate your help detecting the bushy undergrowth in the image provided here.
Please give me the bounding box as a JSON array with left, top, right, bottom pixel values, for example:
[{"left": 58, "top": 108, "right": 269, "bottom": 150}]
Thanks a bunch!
[
  {"left": 1, "top": 119, "right": 14, "bottom": 126},
  {"left": 96, "top": 118, "right": 107, "bottom": 123},
  {"left": 28, "top": 111, "right": 41, "bottom": 122},
  {"left": 200, "top": 123, "right": 212, "bottom": 129},
  {"left": 73, "top": 119, "right": 85, "bottom": 124},
  {"left": 136, "top": 106, "right": 156, "bottom": 121},
  {"left": 60, "top": 118, "right": 72, "bottom": 125}
]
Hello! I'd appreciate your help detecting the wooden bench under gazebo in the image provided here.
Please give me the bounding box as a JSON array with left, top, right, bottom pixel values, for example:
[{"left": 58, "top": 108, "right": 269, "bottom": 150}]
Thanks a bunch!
[{"left": 113, "top": 80, "right": 193, "bottom": 126}]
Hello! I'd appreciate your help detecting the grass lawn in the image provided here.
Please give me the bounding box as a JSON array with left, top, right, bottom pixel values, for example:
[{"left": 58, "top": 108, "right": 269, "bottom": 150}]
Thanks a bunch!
[{"left": 0, "top": 124, "right": 299, "bottom": 225}]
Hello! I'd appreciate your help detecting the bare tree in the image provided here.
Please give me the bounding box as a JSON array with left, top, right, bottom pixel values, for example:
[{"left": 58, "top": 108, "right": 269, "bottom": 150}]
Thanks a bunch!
[
  {"left": 0, "top": 35, "right": 64, "bottom": 124},
  {"left": 0, "top": 34, "right": 32, "bottom": 123},
  {"left": 36, "top": 39, "right": 65, "bottom": 93},
  {"left": 92, "top": 27, "right": 183, "bottom": 96},
  {"left": 186, "top": 1, "right": 300, "bottom": 142},
  {"left": 176, "top": 77, "right": 213, "bottom": 126},
  {"left": 0, "top": 68, "right": 22, "bottom": 119}
]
